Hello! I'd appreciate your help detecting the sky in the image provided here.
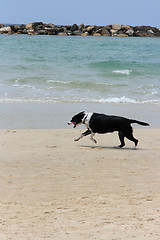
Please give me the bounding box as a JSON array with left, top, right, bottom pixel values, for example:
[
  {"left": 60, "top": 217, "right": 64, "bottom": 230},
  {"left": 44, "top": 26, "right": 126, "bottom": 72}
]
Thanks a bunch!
[{"left": 1, "top": 0, "right": 160, "bottom": 27}]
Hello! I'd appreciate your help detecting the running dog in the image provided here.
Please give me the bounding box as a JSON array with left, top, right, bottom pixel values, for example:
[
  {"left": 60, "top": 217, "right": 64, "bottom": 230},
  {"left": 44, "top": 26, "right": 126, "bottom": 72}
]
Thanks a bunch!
[{"left": 68, "top": 111, "right": 149, "bottom": 148}]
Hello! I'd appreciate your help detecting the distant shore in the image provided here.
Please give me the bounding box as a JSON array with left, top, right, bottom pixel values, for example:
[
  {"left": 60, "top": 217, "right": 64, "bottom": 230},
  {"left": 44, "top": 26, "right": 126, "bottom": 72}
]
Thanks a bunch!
[{"left": 0, "top": 22, "right": 160, "bottom": 37}]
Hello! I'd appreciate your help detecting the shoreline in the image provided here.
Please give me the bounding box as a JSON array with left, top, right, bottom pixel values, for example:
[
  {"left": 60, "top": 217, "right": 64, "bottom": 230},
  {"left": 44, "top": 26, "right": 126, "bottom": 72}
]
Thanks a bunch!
[
  {"left": 1, "top": 102, "right": 160, "bottom": 129},
  {"left": 1, "top": 128, "right": 160, "bottom": 239}
]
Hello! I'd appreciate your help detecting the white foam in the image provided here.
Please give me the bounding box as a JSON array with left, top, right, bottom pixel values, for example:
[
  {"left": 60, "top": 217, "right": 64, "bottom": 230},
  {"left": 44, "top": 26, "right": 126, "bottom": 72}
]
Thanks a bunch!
[
  {"left": 98, "top": 96, "right": 137, "bottom": 103},
  {"left": 0, "top": 96, "right": 160, "bottom": 104},
  {"left": 47, "top": 80, "right": 68, "bottom": 84},
  {"left": 112, "top": 70, "right": 132, "bottom": 75}
]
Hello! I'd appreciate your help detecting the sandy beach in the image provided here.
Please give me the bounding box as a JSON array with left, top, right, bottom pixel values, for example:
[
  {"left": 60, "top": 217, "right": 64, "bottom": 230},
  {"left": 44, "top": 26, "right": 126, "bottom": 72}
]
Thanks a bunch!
[{"left": 0, "top": 128, "right": 160, "bottom": 240}]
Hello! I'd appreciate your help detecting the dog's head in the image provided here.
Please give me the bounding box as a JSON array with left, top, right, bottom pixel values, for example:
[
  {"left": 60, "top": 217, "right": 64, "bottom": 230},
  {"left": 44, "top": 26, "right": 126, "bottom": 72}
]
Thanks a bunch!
[{"left": 68, "top": 111, "right": 85, "bottom": 128}]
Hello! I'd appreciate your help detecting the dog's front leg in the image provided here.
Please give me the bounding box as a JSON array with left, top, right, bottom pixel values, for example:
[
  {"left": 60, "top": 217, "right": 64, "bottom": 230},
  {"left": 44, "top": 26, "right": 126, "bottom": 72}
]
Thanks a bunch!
[
  {"left": 90, "top": 132, "right": 97, "bottom": 144},
  {"left": 74, "top": 129, "right": 91, "bottom": 141}
]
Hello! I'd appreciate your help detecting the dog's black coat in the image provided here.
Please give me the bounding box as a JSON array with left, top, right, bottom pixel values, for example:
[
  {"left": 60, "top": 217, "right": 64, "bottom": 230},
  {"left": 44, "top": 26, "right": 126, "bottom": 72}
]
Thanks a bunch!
[{"left": 68, "top": 111, "right": 149, "bottom": 148}]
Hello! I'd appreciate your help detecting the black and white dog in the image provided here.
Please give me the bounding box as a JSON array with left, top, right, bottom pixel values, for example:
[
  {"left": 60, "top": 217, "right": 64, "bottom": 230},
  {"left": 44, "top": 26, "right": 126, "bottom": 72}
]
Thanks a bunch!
[{"left": 68, "top": 111, "right": 149, "bottom": 148}]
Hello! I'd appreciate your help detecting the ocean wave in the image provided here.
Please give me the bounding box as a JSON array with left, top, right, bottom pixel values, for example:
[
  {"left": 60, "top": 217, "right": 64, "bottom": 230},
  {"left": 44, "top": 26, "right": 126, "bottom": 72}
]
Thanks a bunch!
[
  {"left": 0, "top": 96, "right": 159, "bottom": 104},
  {"left": 112, "top": 70, "right": 132, "bottom": 75},
  {"left": 46, "top": 79, "right": 127, "bottom": 90}
]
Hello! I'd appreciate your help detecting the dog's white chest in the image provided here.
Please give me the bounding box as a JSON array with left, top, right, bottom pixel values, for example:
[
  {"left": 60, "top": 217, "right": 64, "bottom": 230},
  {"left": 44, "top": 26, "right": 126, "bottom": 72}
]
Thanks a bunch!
[{"left": 84, "top": 113, "right": 93, "bottom": 129}]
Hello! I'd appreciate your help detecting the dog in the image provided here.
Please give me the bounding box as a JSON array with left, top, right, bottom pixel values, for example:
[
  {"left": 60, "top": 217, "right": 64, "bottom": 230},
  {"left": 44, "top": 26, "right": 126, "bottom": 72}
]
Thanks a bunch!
[{"left": 68, "top": 111, "right": 149, "bottom": 148}]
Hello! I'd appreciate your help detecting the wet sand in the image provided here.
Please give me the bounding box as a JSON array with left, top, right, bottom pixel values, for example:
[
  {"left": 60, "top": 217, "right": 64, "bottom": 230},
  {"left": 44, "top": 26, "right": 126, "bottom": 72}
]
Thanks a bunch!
[{"left": 0, "top": 102, "right": 160, "bottom": 128}]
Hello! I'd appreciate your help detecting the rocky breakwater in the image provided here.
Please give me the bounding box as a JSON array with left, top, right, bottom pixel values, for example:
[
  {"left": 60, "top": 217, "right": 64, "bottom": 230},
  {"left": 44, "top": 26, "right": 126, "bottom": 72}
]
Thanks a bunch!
[{"left": 0, "top": 22, "right": 160, "bottom": 37}]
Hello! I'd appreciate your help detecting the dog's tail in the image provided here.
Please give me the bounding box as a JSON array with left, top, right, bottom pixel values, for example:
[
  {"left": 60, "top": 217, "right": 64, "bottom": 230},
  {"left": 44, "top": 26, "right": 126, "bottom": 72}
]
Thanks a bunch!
[{"left": 129, "top": 119, "right": 150, "bottom": 126}]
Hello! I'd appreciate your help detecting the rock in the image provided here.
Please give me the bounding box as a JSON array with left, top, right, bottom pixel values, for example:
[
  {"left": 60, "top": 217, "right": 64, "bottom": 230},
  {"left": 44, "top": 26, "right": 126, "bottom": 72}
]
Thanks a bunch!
[
  {"left": 126, "top": 28, "right": 134, "bottom": 36},
  {"left": 81, "top": 32, "right": 89, "bottom": 36},
  {"left": 65, "top": 30, "right": 72, "bottom": 35},
  {"left": 147, "top": 30, "right": 154, "bottom": 36},
  {"left": 47, "top": 23, "right": 55, "bottom": 28},
  {"left": 0, "top": 22, "right": 160, "bottom": 37},
  {"left": 72, "top": 30, "right": 82, "bottom": 35},
  {"left": 121, "top": 25, "right": 131, "bottom": 30},
  {"left": 26, "top": 22, "right": 33, "bottom": 29},
  {"left": 150, "top": 27, "right": 160, "bottom": 36},
  {"left": 27, "top": 29, "right": 35, "bottom": 35},
  {"left": 110, "top": 29, "right": 118, "bottom": 36},
  {"left": 0, "top": 26, "right": 12, "bottom": 34},
  {"left": 112, "top": 24, "right": 121, "bottom": 30},
  {"left": 106, "top": 25, "right": 112, "bottom": 31},
  {"left": 133, "top": 26, "right": 153, "bottom": 37},
  {"left": 101, "top": 29, "right": 110, "bottom": 36},
  {"left": 10, "top": 25, "right": 21, "bottom": 33},
  {"left": 71, "top": 24, "right": 78, "bottom": 32},
  {"left": 22, "top": 29, "right": 28, "bottom": 34},
  {"left": 44, "top": 27, "right": 56, "bottom": 35},
  {"left": 65, "top": 25, "right": 71, "bottom": 30},
  {"left": 58, "top": 32, "right": 67, "bottom": 36},
  {"left": 26, "top": 22, "right": 44, "bottom": 30},
  {"left": 93, "top": 33, "right": 101, "bottom": 36},
  {"left": 86, "top": 25, "right": 97, "bottom": 34},
  {"left": 36, "top": 29, "right": 47, "bottom": 35},
  {"left": 117, "top": 33, "right": 128, "bottom": 37},
  {"left": 79, "top": 24, "right": 85, "bottom": 31}
]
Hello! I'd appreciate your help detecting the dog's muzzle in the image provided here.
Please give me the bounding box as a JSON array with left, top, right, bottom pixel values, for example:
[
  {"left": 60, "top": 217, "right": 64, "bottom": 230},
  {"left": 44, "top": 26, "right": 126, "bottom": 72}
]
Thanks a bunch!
[{"left": 68, "top": 121, "right": 76, "bottom": 128}]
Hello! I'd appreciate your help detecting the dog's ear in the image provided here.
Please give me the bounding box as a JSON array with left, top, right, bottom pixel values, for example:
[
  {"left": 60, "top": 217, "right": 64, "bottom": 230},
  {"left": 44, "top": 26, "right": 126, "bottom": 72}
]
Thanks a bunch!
[
  {"left": 78, "top": 111, "right": 85, "bottom": 117},
  {"left": 79, "top": 111, "right": 85, "bottom": 115}
]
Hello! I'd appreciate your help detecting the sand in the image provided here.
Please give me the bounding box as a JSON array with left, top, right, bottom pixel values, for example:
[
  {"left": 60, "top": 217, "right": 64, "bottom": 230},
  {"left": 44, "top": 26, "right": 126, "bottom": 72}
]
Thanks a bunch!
[{"left": 0, "top": 128, "right": 160, "bottom": 240}]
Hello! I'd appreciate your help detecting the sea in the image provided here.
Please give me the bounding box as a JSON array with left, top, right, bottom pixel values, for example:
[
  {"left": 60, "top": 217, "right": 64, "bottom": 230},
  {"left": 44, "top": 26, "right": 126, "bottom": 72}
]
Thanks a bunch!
[{"left": 0, "top": 34, "right": 160, "bottom": 128}]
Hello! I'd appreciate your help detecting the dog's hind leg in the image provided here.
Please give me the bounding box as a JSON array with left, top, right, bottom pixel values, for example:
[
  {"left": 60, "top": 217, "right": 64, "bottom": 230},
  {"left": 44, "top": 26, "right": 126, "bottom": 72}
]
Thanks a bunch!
[
  {"left": 125, "top": 132, "right": 138, "bottom": 147},
  {"left": 118, "top": 131, "right": 125, "bottom": 148}
]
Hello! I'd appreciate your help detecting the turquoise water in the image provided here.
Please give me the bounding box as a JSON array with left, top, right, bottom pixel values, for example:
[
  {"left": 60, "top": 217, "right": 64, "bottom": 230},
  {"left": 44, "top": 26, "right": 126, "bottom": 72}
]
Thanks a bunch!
[{"left": 0, "top": 34, "right": 160, "bottom": 104}]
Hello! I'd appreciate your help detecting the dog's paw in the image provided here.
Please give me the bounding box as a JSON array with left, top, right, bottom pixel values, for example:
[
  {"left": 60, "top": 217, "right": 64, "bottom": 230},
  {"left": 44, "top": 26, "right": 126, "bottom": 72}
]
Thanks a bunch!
[
  {"left": 91, "top": 138, "right": 97, "bottom": 144},
  {"left": 94, "top": 139, "right": 97, "bottom": 144},
  {"left": 74, "top": 138, "right": 80, "bottom": 141}
]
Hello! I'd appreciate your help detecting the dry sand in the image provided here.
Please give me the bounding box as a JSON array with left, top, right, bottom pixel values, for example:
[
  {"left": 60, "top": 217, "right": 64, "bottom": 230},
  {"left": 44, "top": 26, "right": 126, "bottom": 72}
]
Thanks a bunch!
[{"left": 0, "top": 128, "right": 160, "bottom": 240}]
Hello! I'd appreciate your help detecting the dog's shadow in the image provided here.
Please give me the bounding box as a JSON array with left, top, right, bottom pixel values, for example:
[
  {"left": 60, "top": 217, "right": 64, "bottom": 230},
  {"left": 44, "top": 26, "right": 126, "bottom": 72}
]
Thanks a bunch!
[{"left": 80, "top": 145, "right": 141, "bottom": 150}]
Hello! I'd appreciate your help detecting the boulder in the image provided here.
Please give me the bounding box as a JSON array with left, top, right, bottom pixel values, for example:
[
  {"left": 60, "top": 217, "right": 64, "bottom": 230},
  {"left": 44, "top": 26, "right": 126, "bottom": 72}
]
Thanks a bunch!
[
  {"left": 44, "top": 27, "right": 57, "bottom": 35},
  {"left": 121, "top": 25, "right": 131, "bottom": 30},
  {"left": 79, "top": 24, "right": 85, "bottom": 31},
  {"left": 26, "top": 22, "right": 44, "bottom": 30},
  {"left": 149, "top": 27, "right": 160, "bottom": 36},
  {"left": 86, "top": 25, "right": 97, "bottom": 34},
  {"left": 58, "top": 32, "right": 67, "bottom": 36},
  {"left": 117, "top": 33, "right": 128, "bottom": 37},
  {"left": 26, "top": 22, "right": 33, "bottom": 29},
  {"left": 81, "top": 32, "right": 89, "bottom": 36},
  {"left": 0, "top": 26, "right": 12, "bottom": 34},
  {"left": 36, "top": 29, "right": 47, "bottom": 35},
  {"left": 65, "top": 30, "right": 72, "bottom": 35},
  {"left": 0, "top": 22, "right": 160, "bottom": 37},
  {"left": 65, "top": 25, "right": 71, "bottom": 30},
  {"left": 93, "top": 33, "right": 101, "bottom": 36},
  {"left": 47, "top": 23, "right": 55, "bottom": 28},
  {"left": 27, "top": 29, "right": 35, "bottom": 35},
  {"left": 101, "top": 29, "right": 110, "bottom": 36},
  {"left": 71, "top": 24, "right": 78, "bottom": 32},
  {"left": 72, "top": 30, "right": 82, "bottom": 35},
  {"left": 126, "top": 28, "right": 134, "bottom": 36},
  {"left": 106, "top": 25, "right": 112, "bottom": 31},
  {"left": 110, "top": 29, "right": 118, "bottom": 36},
  {"left": 147, "top": 30, "right": 154, "bottom": 36},
  {"left": 10, "top": 25, "right": 21, "bottom": 32},
  {"left": 112, "top": 24, "right": 121, "bottom": 30}
]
